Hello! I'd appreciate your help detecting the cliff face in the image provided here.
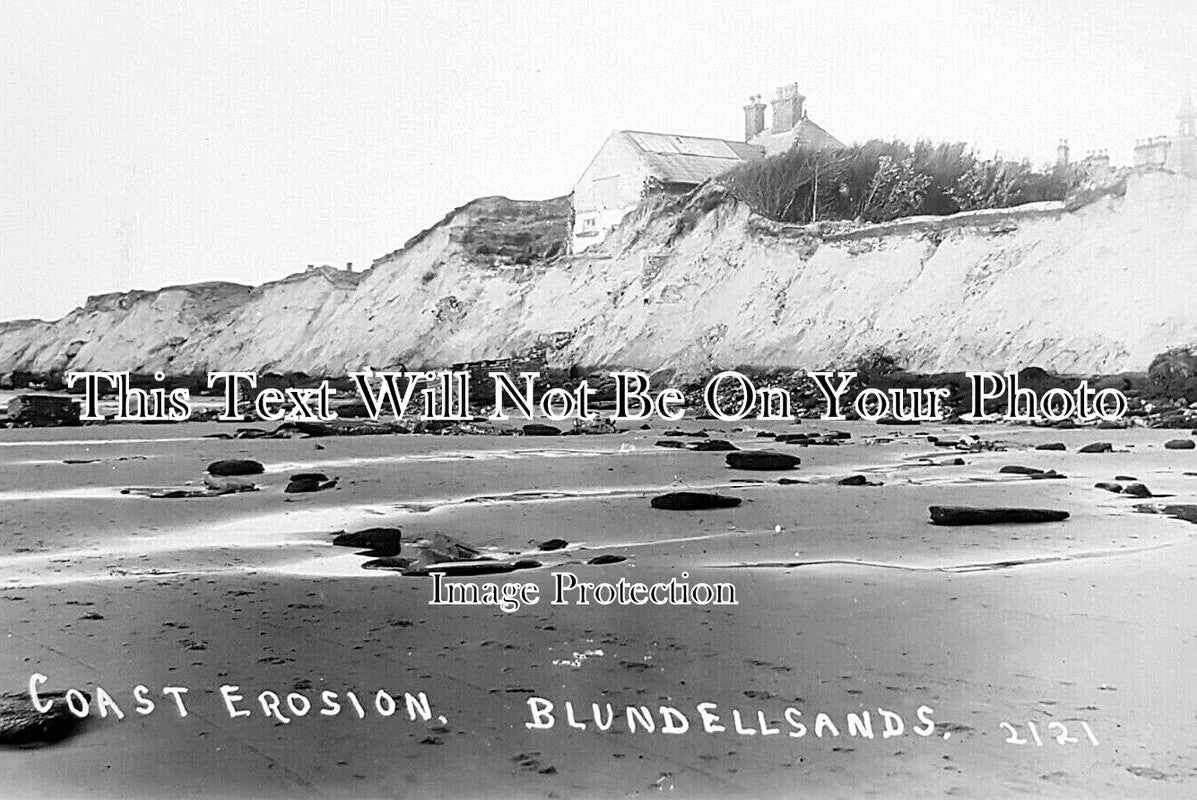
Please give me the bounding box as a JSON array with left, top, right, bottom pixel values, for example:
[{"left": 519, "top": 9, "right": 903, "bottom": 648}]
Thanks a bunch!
[{"left": 2, "top": 173, "right": 1195, "bottom": 378}]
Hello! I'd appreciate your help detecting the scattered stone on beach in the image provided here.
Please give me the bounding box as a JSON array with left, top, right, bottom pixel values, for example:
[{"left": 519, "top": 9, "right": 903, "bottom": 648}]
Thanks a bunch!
[
  {"left": 726, "top": 451, "right": 800, "bottom": 471},
  {"left": 755, "top": 431, "right": 777, "bottom": 438},
  {"left": 522, "top": 423, "right": 561, "bottom": 437},
  {"left": 284, "top": 474, "right": 338, "bottom": 493},
  {"left": 1136, "top": 504, "right": 1197, "bottom": 524},
  {"left": 1078, "top": 442, "right": 1114, "bottom": 454},
  {"left": 690, "top": 439, "right": 737, "bottom": 452},
  {"left": 837, "top": 475, "right": 868, "bottom": 486},
  {"left": 654, "top": 439, "right": 686, "bottom": 449},
  {"left": 928, "top": 506, "right": 1070, "bottom": 526},
  {"left": 122, "top": 481, "right": 257, "bottom": 499},
  {"left": 536, "top": 538, "right": 569, "bottom": 551},
  {"left": 202, "top": 475, "right": 258, "bottom": 493},
  {"left": 0, "top": 690, "right": 89, "bottom": 746},
  {"left": 775, "top": 433, "right": 809, "bottom": 444},
  {"left": 999, "top": 465, "right": 1047, "bottom": 475},
  {"left": 406, "top": 533, "right": 484, "bottom": 567},
  {"left": 332, "top": 527, "right": 403, "bottom": 556},
  {"left": 1121, "top": 483, "right": 1153, "bottom": 498},
  {"left": 361, "top": 557, "right": 411, "bottom": 571},
  {"left": 777, "top": 477, "right": 806, "bottom": 485},
  {"left": 1164, "top": 439, "right": 1195, "bottom": 450},
  {"left": 651, "top": 491, "right": 742, "bottom": 510},
  {"left": 206, "top": 459, "right": 265, "bottom": 476},
  {"left": 1095, "top": 482, "right": 1123, "bottom": 493},
  {"left": 1035, "top": 442, "right": 1067, "bottom": 451},
  {"left": 587, "top": 554, "right": 627, "bottom": 565},
  {"left": 1029, "top": 470, "right": 1067, "bottom": 480}
]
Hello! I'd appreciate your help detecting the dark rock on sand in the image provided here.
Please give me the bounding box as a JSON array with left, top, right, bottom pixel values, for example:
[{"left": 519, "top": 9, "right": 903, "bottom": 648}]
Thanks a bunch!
[
  {"left": 537, "top": 538, "right": 569, "bottom": 551},
  {"left": 654, "top": 440, "right": 687, "bottom": 449},
  {"left": 1136, "top": 504, "right": 1197, "bottom": 524},
  {"left": 1035, "top": 442, "right": 1067, "bottom": 451},
  {"left": 284, "top": 476, "right": 337, "bottom": 493},
  {"left": 1078, "top": 442, "right": 1114, "bottom": 453},
  {"left": 1121, "top": 483, "right": 1153, "bottom": 498},
  {"left": 290, "top": 472, "right": 329, "bottom": 483},
  {"left": 651, "top": 492, "right": 742, "bottom": 510},
  {"left": 837, "top": 475, "right": 868, "bottom": 486},
  {"left": 332, "top": 528, "right": 403, "bottom": 556},
  {"left": 1115, "top": 475, "right": 1138, "bottom": 481},
  {"left": 587, "top": 554, "right": 627, "bottom": 565},
  {"left": 206, "top": 459, "right": 265, "bottom": 476},
  {"left": 0, "top": 690, "right": 89, "bottom": 746},
  {"left": 726, "top": 451, "right": 800, "bottom": 471},
  {"left": 775, "top": 433, "right": 809, "bottom": 444},
  {"left": 1095, "top": 482, "right": 1123, "bottom": 493},
  {"left": 522, "top": 423, "right": 561, "bottom": 436},
  {"left": 1164, "top": 439, "right": 1196, "bottom": 450},
  {"left": 999, "top": 465, "right": 1047, "bottom": 475},
  {"left": 929, "top": 506, "right": 1070, "bottom": 525},
  {"left": 361, "top": 557, "right": 411, "bottom": 571},
  {"left": 690, "top": 439, "right": 738, "bottom": 451}
]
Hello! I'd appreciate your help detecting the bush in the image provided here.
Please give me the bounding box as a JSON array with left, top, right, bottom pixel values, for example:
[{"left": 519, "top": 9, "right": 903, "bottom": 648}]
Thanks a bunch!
[{"left": 722, "top": 139, "right": 1080, "bottom": 225}]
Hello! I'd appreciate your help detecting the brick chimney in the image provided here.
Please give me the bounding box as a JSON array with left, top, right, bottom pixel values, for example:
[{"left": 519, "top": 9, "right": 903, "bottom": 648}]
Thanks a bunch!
[
  {"left": 771, "top": 83, "right": 806, "bottom": 133},
  {"left": 743, "top": 95, "right": 767, "bottom": 142}
]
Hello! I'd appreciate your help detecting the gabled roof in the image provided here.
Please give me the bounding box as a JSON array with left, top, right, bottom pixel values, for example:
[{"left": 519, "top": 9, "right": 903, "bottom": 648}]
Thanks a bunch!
[{"left": 619, "top": 130, "right": 764, "bottom": 185}]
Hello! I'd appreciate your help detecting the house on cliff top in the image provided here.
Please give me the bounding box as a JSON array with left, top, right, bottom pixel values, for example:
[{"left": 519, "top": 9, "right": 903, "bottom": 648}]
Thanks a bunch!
[
  {"left": 571, "top": 82, "right": 842, "bottom": 253},
  {"left": 1133, "top": 91, "right": 1197, "bottom": 177}
]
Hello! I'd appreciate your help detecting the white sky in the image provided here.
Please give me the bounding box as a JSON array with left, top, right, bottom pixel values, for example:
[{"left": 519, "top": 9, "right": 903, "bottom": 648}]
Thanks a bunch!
[{"left": 2, "top": 0, "right": 1194, "bottom": 321}]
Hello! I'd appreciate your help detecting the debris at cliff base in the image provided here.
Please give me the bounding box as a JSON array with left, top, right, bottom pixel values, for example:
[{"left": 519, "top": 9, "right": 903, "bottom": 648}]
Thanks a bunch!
[{"left": 5, "top": 395, "right": 80, "bottom": 428}]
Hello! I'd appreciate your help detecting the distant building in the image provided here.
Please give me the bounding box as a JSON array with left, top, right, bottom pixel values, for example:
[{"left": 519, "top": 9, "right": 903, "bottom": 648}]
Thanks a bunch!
[
  {"left": 570, "top": 83, "right": 842, "bottom": 253},
  {"left": 1133, "top": 91, "right": 1197, "bottom": 177},
  {"left": 743, "top": 83, "right": 843, "bottom": 156}
]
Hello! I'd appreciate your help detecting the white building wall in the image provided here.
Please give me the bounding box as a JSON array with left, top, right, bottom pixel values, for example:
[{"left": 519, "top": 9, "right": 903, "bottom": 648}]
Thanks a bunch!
[{"left": 571, "top": 133, "right": 649, "bottom": 253}]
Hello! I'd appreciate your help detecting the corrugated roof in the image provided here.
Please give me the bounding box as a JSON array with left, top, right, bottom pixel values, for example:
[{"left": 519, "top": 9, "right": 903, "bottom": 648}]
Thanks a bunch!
[{"left": 621, "top": 130, "right": 764, "bottom": 184}]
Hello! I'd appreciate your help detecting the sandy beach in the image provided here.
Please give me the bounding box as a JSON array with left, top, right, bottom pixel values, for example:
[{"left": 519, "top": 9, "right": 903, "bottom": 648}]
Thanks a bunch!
[{"left": 1, "top": 420, "right": 1194, "bottom": 798}]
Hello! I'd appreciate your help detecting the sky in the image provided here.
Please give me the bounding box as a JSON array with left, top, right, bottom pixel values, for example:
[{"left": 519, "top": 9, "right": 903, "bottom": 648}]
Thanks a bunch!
[{"left": 1, "top": 0, "right": 1194, "bottom": 321}]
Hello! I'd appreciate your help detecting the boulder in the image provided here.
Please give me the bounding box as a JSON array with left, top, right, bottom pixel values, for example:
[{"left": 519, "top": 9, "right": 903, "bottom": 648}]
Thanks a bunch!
[
  {"left": 654, "top": 440, "right": 686, "bottom": 449},
  {"left": 1035, "top": 442, "right": 1067, "bottom": 451},
  {"left": 998, "top": 465, "right": 1046, "bottom": 475},
  {"left": 651, "top": 492, "right": 742, "bottom": 510},
  {"left": 928, "top": 506, "right": 1069, "bottom": 525},
  {"left": 1164, "top": 439, "right": 1196, "bottom": 450},
  {"left": 1077, "top": 442, "right": 1113, "bottom": 454},
  {"left": 290, "top": 472, "right": 329, "bottom": 482},
  {"left": 1121, "top": 483, "right": 1153, "bottom": 498},
  {"left": 725, "top": 451, "right": 800, "bottom": 471},
  {"left": 206, "top": 459, "right": 265, "bottom": 476},
  {"left": 837, "top": 475, "right": 868, "bottom": 486},
  {"left": 1094, "top": 482, "right": 1123, "bottom": 493},
  {"left": 0, "top": 690, "right": 89, "bottom": 746},
  {"left": 587, "top": 554, "right": 627, "bottom": 565},
  {"left": 332, "top": 527, "right": 403, "bottom": 556},
  {"left": 537, "top": 538, "right": 569, "bottom": 551},
  {"left": 690, "top": 439, "right": 737, "bottom": 452},
  {"left": 522, "top": 423, "right": 561, "bottom": 436}
]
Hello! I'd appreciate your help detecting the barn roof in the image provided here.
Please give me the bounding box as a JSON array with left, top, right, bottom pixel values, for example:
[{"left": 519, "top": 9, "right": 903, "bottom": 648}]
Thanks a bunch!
[{"left": 620, "top": 130, "right": 765, "bottom": 185}]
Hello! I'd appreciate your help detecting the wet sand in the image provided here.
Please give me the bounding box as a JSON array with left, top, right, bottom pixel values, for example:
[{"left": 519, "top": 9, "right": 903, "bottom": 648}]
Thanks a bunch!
[{"left": 1, "top": 421, "right": 1195, "bottom": 798}]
